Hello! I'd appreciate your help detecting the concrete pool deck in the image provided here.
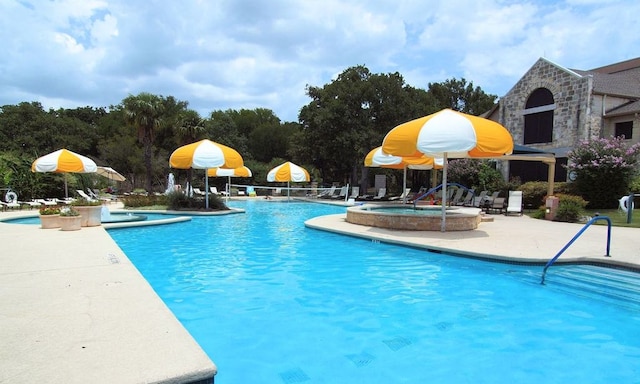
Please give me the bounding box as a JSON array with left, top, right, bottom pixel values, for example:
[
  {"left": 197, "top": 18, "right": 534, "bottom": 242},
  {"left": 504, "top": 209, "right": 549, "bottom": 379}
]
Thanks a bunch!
[{"left": 1, "top": 200, "right": 639, "bottom": 383}]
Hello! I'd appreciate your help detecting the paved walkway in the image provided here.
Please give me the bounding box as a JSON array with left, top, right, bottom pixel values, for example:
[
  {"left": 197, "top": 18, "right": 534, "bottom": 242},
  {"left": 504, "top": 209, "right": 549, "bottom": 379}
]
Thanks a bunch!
[
  {"left": 0, "top": 207, "right": 216, "bottom": 384},
  {"left": 1, "top": 202, "right": 639, "bottom": 383},
  {"left": 305, "top": 207, "right": 640, "bottom": 270}
]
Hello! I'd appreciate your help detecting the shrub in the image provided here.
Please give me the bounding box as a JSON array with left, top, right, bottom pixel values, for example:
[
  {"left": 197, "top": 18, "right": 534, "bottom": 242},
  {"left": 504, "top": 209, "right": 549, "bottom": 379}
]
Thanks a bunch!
[
  {"left": 121, "top": 194, "right": 167, "bottom": 208},
  {"left": 164, "top": 191, "right": 228, "bottom": 211},
  {"left": 70, "top": 197, "right": 102, "bottom": 206},
  {"left": 567, "top": 136, "right": 640, "bottom": 209},
  {"left": 554, "top": 194, "right": 588, "bottom": 223}
]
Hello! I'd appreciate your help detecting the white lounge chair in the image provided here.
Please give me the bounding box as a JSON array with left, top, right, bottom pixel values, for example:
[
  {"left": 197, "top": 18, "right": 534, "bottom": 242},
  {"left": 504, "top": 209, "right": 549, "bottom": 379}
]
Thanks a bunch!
[
  {"left": 389, "top": 188, "right": 411, "bottom": 202},
  {"left": 0, "top": 200, "right": 20, "bottom": 210},
  {"left": 331, "top": 186, "right": 348, "bottom": 199},
  {"left": 318, "top": 186, "right": 336, "bottom": 199},
  {"left": 372, "top": 188, "right": 387, "bottom": 200},
  {"left": 76, "top": 189, "right": 98, "bottom": 202},
  {"left": 506, "top": 190, "right": 524, "bottom": 216}
]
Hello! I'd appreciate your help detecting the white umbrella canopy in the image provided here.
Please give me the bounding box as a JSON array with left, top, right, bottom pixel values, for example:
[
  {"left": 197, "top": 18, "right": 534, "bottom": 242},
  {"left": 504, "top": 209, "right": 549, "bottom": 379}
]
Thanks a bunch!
[
  {"left": 207, "top": 166, "right": 252, "bottom": 197},
  {"left": 170, "top": 139, "right": 244, "bottom": 209},
  {"left": 382, "top": 109, "right": 513, "bottom": 231},
  {"left": 364, "top": 147, "right": 441, "bottom": 203},
  {"left": 96, "top": 166, "right": 126, "bottom": 182},
  {"left": 267, "top": 162, "right": 310, "bottom": 200},
  {"left": 31, "top": 148, "right": 98, "bottom": 198}
]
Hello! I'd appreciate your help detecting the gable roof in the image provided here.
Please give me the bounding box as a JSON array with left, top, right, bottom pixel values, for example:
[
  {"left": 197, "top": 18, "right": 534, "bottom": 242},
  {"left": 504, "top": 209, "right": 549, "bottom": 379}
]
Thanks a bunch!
[{"left": 571, "top": 57, "right": 640, "bottom": 98}]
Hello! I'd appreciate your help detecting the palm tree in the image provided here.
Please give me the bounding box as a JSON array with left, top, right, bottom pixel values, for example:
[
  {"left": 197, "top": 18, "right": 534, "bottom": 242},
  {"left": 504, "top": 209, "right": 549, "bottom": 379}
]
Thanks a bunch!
[
  {"left": 122, "top": 93, "right": 164, "bottom": 192},
  {"left": 173, "top": 109, "right": 205, "bottom": 189}
]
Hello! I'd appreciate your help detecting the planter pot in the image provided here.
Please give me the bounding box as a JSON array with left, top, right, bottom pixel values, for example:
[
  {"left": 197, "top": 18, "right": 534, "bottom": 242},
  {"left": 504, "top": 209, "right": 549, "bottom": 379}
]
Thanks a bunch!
[
  {"left": 39, "top": 214, "right": 60, "bottom": 229},
  {"left": 59, "top": 216, "right": 82, "bottom": 231},
  {"left": 74, "top": 205, "right": 102, "bottom": 227}
]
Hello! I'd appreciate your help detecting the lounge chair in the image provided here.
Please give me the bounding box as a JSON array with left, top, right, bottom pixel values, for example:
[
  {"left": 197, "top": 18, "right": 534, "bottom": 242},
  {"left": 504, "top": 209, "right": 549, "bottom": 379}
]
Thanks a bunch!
[
  {"left": 317, "top": 186, "right": 336, "bottom": 199},
  {"left": 192, "top": 188, "right": 206, "bottom": 196},
  {"left": 348, "top": 186, "right": 360, "bottom": 200},
  {"left": 331, "top": 186, "right": 348, "bottom": 199},
  {"left": 372, "top": 188, "right": 387, "bottom": 200},
  {"left": 459, "top": 190, "right": 475, "bottom": 206},
  {"left": 19, "top": 200, "right": 42, "bottom": 209},
  {"left": 0, "top": 200, "right": 21, "bottom": 210},
  {"left": 487, "top": 197, "right": 506, "bottom": 214},
  {"left": 35, "top": 199, "right": 57, "bottom": 206},
  {"left": 480, "top": 191, "right": 500, "bottom": 211},
  {"left": 505, "top": 190, "right": 524, "bottom": 216},
  {"left": 472, "top": 191, "right": 488, "bottom": 207},
  {"left": 389, "top": 188, "right": 411, "bottom": 202},
  {"left": 449, "top": 188, "right": 465, "bottom": 205},
  {"left": 76, "top": 190, "right": 98, "bottom": 202}
]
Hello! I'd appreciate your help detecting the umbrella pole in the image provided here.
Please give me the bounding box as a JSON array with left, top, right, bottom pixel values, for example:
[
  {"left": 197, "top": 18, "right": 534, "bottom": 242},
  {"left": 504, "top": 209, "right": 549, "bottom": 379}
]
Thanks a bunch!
[
  {"left": 64, "top": 174, "right": 68, "bottom": 199},
  {"left": 205, "top": 169, "right": 209, "bottom": 209},
  {"left": 441, "top": 153, "right": 448, "bottom": 232},
  {"left": 227, "top": 176, "right": 231, "bottom": 202},
  {"left": 287, "top": 181, "right": 290, "bottom": 201},
  {"left": 403, "top": 166, "right": 407, "bottom": 204}
]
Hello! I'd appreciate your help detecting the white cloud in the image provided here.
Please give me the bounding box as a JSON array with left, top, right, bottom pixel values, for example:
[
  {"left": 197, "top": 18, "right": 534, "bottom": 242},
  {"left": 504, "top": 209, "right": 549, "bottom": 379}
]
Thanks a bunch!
[{"left": 1, "top": 0, "right": 638, "bottom": 121}]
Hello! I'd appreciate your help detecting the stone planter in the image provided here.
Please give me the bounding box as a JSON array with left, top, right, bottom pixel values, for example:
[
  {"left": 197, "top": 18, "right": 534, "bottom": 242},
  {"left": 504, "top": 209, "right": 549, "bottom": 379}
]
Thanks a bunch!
[
  {"left": 59, "top": 216, "right": 82, "bottom": 231},
  {"left": 39, "top": 214, "right": 60, "bottom": 229},
  {"left": 74, "top": 205, "right": 103, "bottom": 227}
]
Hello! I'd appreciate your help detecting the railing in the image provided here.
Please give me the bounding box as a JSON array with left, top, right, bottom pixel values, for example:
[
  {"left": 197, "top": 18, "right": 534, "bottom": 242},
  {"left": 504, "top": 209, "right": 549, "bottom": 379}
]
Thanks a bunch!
[
  {"left": 412, "top": 183, "right": 473, "bottom": 208},
  {"left": 540, "top": 216, "right": 612, "bottom": 284}
]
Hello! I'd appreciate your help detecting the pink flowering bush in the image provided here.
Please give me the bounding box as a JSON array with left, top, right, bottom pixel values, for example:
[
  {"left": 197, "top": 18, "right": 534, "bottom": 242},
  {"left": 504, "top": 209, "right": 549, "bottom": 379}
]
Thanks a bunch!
[{"left": 567, "top": 136, "right": 640, "bottom": 208}]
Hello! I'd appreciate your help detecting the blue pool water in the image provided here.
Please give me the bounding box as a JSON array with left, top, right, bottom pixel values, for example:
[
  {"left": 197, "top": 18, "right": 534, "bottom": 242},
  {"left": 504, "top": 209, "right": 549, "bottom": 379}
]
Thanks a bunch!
[{"left": 107, "top": 200, "right": 640, "bottom": 383}]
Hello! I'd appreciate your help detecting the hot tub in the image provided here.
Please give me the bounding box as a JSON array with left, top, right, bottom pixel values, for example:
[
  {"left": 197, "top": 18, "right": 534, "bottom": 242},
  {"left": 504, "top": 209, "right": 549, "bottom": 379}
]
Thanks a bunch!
[{"left": 346, "top": 204, "right": 482, "bottom": 231}]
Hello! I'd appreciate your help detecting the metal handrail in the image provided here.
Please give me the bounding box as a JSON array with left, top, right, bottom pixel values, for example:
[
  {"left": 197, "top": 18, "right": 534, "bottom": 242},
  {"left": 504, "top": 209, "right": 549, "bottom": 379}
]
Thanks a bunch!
[
  {"left": 412, "top": 183, "right": 473, "bottom": 208},
  {"left": 540, "top": 216, "right": 612, "bottom": 284}
]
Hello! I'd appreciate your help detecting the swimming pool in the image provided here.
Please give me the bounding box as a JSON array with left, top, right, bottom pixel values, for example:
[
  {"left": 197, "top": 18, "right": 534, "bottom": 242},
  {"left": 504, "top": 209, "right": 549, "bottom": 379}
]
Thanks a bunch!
[{"left": 107, "top": 200, "right": 640, "bottom": 383}]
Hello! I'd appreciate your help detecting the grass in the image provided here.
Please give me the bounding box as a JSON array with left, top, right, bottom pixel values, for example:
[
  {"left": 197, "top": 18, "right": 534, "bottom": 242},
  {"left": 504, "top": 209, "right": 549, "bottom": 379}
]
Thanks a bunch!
[{"left": 585, "top": 208, "right": 640, "bottom": 228}]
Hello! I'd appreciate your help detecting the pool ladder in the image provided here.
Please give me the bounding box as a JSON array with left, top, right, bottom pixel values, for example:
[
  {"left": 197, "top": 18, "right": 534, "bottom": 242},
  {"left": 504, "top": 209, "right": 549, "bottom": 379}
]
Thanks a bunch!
[{"left": 540, "top": 216, "right": 612, "bottom": 284}]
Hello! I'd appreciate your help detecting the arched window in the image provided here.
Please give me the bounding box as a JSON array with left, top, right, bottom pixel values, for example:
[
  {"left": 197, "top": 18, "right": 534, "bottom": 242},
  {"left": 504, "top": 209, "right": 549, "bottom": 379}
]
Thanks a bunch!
[{"left": 523, "top": 88, "right": 554, "bottom": 144}]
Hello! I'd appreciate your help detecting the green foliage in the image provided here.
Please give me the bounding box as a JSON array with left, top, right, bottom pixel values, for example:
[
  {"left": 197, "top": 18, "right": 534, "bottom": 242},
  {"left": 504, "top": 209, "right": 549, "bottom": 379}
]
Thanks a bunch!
[
  {"left": 519, "top": 181, "right": 548, "bottom": 209},
  {"left": 554, "top": 194, "right": 588, "bottom": 223},
  {"left": 39, "top": 206, "right": 61, "bottom": 215},
  {"left": 121, "top": 194, "right": 167, "bottom": 208},
  {"left": 447, "top": 159, "right": 508, "bottom": 193},
  {"left": 163, "top": 191, "right": 227, "bottom": 211},
  {"left": 70, "top": 198, "right": 103, "bottom": 207},
  {"left": 427, "top": 78, "right": 497, "bottom": 115},
  {"left": 629, "top": 175, "right": 640, "bottom": 192},
  {"left": 567, "top": 136, "right": 640, "bottom": 209}
]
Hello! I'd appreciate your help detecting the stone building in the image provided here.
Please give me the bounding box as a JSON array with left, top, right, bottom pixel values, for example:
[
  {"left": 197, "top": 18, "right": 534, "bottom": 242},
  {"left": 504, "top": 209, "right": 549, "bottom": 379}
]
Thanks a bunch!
[{"left": 486, "top": 57, "right": 640, "bottom": 183}]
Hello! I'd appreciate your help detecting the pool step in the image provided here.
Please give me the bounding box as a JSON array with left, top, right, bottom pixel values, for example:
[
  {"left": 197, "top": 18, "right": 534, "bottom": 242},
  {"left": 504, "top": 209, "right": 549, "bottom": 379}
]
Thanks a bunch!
[{"left": 543, "top": 265, "right": 640, "bottom": 311}]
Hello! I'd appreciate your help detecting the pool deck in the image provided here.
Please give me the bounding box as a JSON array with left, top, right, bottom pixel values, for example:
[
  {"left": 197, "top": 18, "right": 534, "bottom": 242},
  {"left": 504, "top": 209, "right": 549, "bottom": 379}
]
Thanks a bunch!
[{"left": 1, "top": 200, "right": 639, "bottom": 383}]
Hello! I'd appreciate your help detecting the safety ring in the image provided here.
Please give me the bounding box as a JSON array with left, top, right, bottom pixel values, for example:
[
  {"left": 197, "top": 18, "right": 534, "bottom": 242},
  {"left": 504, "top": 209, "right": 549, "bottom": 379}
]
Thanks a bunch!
[
  {"left": 5, "top": 191, "right": 17, "bottom": 203},
  {"left": 619, "top": 195, "right": 634, "bottom": 213}
]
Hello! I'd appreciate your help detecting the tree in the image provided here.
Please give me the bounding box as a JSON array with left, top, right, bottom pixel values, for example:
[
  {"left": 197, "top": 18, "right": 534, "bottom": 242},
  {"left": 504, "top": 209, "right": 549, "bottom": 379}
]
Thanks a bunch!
[
  {"left": 567, "top": 136, "right": 640, "bottom": 208},
  {"left": 122, "top": 93, "right": 165, "bottom": 192},
  {"left": 297, "top": 66, "right": 432, "bottom": 188},
  {"left": 428, "top": 78, "right": 497, "bottom": 115}
]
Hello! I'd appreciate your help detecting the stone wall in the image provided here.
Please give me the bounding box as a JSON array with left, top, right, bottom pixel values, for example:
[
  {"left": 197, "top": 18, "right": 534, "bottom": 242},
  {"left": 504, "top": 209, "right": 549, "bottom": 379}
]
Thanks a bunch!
[{"left": 498, "top": 58, "right": 593, "bottom": 150}]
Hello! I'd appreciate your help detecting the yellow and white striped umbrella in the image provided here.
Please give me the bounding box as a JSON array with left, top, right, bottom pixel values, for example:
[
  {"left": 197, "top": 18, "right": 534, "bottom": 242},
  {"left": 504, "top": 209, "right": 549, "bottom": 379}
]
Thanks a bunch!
[
  {"left": 267, "top": 162, "right": 310, "bottom": 200},
  {"left": 170, "top": 139, "right": 243, "bottom": 170},
  {"left": 364, "top": 147, "right": 440, "bottom": 170},
  {"left": 382, "top": 109, "right": 513, "bottom": 231},
  {"left": 31, "top": 148, "right": 97, "bottom": 173},
  {"left": 207, "top": 166, "right": 252, "bottom": 198},
  {"left": 170, "top": 139, "right": 244, "bottom": 209},
  {"left": 207, "top": 166, "right": 252, "bottom": 178},
  {"left": 31, "top": 148, "right": 98, "bottom": 198},
  {"left": 365, "top": 147, "right": 442, "bottom": 203},
  {"left": 267, "top": 161, "right": 310, "bottom": 183}
]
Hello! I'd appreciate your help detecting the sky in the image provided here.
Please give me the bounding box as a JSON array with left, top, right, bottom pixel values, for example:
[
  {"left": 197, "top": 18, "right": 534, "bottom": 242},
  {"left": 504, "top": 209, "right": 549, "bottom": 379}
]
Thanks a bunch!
[{"left": 1, "top": 0, "right": 639, "bottom": 122}]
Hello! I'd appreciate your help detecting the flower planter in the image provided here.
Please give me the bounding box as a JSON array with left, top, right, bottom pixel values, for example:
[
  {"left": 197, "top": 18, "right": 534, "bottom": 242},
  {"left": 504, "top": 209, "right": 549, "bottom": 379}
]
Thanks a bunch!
[
  {"left": 39, "top": 214, "right": 60, "bottom": 229},
  {"left": 74, "top": 205, "right": 103, "bottom": 227},
  {"left": 59, "top": 216, "right": 82, "bottom": 231}
]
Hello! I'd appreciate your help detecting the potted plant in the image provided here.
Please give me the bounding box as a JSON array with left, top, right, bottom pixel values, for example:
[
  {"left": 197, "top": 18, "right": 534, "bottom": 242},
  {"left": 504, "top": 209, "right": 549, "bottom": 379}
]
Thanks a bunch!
[
  {"left": 39, "top": 205, "right": 61, "bottom": 229},
  {"left": 71, "top": 198, "right": 103, "bottom": 227},
  {"left": 59, "top": 206, "right": 82, "bottom": 231}
]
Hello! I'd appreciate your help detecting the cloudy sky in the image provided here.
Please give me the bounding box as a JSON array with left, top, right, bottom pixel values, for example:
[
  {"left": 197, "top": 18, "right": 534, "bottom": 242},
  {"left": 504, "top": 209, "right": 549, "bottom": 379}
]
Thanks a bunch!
[{"left": 1, "top": 0, "right": 639, "bottom": 122}]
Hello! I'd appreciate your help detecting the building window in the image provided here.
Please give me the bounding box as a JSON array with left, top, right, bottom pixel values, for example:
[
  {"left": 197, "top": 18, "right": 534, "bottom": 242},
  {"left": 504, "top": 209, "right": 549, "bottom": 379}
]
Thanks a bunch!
[
  {"left": 615, "top": 121, "right": 633, "bottom": 139},
  {"left": 523, "top": 88, "right": 554, "bottom": 144}
]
